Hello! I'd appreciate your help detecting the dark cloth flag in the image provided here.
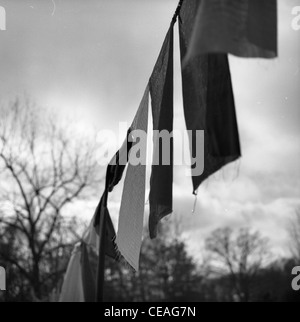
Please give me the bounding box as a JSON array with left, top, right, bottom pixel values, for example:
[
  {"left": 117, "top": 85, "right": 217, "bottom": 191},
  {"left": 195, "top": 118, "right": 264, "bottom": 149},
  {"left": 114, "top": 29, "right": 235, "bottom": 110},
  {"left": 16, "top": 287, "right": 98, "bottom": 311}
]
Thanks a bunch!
[
  {"left": 179, "top": 0, "right": 241, "bottom": 193},
  {"left": 116, "top": 85, "right": 149, "bottom": 271},
  {"left": 149, "top": 23, "right": 174, "bottom": 239},
  {"left": 184, "top": 0, "right": 277, "bottom": 63}
]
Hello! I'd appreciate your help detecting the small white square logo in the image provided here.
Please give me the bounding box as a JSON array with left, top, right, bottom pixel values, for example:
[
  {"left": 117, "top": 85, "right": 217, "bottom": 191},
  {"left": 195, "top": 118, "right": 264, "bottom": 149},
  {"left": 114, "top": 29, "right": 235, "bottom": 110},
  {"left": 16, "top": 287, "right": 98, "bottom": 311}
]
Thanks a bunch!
[
  {"left": 292, "top": 6, "right": 300, "bottom": 31},
  {"left": 0, "top": 6, "right": 6, "bottom": 31}
]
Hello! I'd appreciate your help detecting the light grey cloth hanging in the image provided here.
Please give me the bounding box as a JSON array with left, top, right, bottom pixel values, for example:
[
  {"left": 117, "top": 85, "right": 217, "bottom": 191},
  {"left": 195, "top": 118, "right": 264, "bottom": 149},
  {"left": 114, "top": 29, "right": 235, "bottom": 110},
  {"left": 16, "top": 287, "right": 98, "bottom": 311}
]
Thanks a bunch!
[{"left": 116, "top": 85, "right": 149, "bottom": 271}]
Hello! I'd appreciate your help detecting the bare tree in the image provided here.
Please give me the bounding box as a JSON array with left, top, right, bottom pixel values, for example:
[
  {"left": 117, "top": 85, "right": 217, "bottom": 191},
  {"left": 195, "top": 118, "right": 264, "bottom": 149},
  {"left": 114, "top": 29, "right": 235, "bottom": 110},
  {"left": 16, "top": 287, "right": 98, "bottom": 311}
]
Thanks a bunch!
[
  {"left": 0, "top": 98, "right": 101, "bottom": 300},
  {"left": 288, "top": 209, "right": 300, "bottom": 261},
  {"left": 205, "top": 227, "right": 270, "bottom": 302}
]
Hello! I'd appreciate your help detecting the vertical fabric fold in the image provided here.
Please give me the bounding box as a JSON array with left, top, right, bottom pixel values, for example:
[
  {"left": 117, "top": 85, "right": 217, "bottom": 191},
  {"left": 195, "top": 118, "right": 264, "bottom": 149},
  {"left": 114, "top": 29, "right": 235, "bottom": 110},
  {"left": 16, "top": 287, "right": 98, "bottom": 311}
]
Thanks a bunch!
[
  {"left": 116, "top": 85, "right": 149, "bottom": 271},
  {"left": 184, "top": 0, "right": 277, "bottom": 62},
  {"left": 60, "top": 244, "right": 84, "bottom": 302},
  {"left": 149, "top": 23, "right": 174, "bottom": 239},
  {"left": 179, "top": 0, "right": 241, "bottom": 193}
]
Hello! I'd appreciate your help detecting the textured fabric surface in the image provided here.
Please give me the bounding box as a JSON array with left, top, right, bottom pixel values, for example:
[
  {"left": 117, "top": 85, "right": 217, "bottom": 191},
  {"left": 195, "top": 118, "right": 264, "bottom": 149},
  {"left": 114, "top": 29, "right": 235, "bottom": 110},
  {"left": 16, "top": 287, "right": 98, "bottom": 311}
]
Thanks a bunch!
[
  {"left": 180, "top": 0, "right": 241, "bottom": 193},
  {"left": 184, "top": 0, "right": 277, "bottom": 61},
  {"left": 149, "top": 23, "right": 174, "bottom": 239},
  {"left": 60, "top": 243, "right": 96, "bottom": 302},
  {"left": 116, "top": 85, "right": 149, "bottom": 271}
]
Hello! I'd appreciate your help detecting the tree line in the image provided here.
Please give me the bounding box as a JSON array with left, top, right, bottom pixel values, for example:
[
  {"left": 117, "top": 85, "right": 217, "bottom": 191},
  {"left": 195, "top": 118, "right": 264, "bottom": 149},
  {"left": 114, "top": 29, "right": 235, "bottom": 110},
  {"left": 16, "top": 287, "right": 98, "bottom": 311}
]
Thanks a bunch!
[{"left": 0, "top": 99, "right": 299, "bottom": 302}]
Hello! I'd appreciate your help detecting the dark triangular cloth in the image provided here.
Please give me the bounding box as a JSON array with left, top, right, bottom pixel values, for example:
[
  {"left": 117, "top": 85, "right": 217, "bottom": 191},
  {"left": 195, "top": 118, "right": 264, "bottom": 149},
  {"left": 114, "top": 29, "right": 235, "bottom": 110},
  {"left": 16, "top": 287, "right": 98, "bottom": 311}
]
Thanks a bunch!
[
  {"left": 179, "top": 0, "right": 241, "bottom": 193},
  {"left": 149, "top": 23, "right": 174, "bottom": 239}
]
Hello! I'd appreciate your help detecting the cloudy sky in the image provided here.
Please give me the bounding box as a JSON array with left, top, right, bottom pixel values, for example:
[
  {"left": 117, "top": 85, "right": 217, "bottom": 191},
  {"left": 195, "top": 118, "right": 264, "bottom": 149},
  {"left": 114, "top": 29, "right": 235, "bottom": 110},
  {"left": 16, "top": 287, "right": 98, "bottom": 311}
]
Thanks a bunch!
[{"left": 0, "top": 0, "right": 300, "bottom": 260}]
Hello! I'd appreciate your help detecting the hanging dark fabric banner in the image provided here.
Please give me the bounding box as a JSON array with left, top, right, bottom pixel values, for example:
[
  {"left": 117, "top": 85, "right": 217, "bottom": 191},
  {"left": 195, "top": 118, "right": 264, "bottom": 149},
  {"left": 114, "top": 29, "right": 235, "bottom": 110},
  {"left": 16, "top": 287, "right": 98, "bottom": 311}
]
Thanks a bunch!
[
  {"left": 184, "top": 0, "right": 277, "bottom": 63},
  {"left": 179, "top": 0, "right": 241, "bottom": 193},
  {"left": 149, "top": 23, "right": 174, "bottom": 239},
  {"left": 92, "top": 196, "right": 118, "bottom": 260}
]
